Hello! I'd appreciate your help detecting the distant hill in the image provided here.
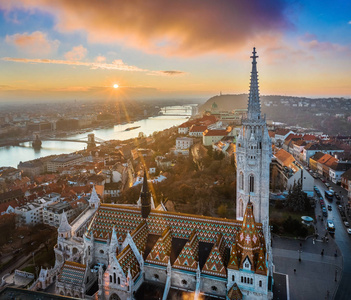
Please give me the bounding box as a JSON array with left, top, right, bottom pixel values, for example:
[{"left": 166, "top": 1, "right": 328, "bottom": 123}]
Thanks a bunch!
[
  {"left": 199, "top": 94, "right": 351, "bottom": 135},
  {"left": 200, "top": 94, "right": 248, "bottom": 112},
  {"left": 200, "top": 94, "right": 296, "bottom": 113}
]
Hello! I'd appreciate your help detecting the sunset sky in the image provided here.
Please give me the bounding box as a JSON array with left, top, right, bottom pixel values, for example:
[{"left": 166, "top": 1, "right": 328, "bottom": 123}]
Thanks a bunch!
[{"left": 0, "top": 0, "right": 351, "bottom": 101}]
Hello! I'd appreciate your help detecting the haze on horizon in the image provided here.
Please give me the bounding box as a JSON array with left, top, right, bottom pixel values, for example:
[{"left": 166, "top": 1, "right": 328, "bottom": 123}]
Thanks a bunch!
[{"left": 0, "top": 0, "right": 351, "bottom": 102}]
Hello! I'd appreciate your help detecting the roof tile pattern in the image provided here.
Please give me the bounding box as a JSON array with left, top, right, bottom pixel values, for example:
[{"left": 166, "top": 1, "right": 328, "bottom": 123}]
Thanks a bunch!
[
  {"left": 173, "top": 230, "right": 199, "bottom": 271},
  {"left": 130, "top": 220, "right": 149, "bottom": 256},
  {"left": 88, "top": 204, "right": 247, "bottom": 246},
  {"left": 146, "top": 227, "right": 172, "bottom": 266},
  {"left": 117, "top": 244, "right": 141, "bottom": 280},
  {"left": 58, "top": 261, "right": 86, "bottom": 285},
  {"left": 227, "top": 282, "right": 243, "bottom": 300},
  {"left": 202, "top": 234, "right": 227, "bottom": 278},
  {"left": 236, "top": 201, "right": 261, "bottom": 270}
]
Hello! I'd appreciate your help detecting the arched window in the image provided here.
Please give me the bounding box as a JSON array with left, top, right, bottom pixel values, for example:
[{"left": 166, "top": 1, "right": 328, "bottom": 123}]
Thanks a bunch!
[
  {"left": 110, "top": 275, "right": 112, "bottom": 283},
  {"left": 259, "top": 280, "right": 262, "bottom": 287},
  {"left": 232, "top": 275, "right": 235, "bottom": 281},
  {"left": 113, "top": 273, "right": 116, "bottom": 284},
  {"left": 250, "top": 278, "right": 253, "bottom": 284},
  {"left": 244, "top": 277, "right": 246, "bottom": 283},
  {"left": 239, "top": 199, "right": 243, "bottom": 219},
  {"left": 99, "top": 249, "right": 104, "bottom": 254},
  {"left": 239, "top": 171, "right": 244, "bottom": 190},
  {"left": 181, "top": 279, "right": 187, "bottom": 285},
  {"left": 154, "top": 274, "right": 159, "bottom": 280},
  {"left": 249, "top": 175, "right": 254, "bottom": 193},
  {"left": 241, "top": 276, "right": 243, "bottom": 283},
  {"left": 118, "top": 277, "right": 120, "bottom": 285},
  {"left": 211, "top": 286, "right": 217, "bottom": 291}
]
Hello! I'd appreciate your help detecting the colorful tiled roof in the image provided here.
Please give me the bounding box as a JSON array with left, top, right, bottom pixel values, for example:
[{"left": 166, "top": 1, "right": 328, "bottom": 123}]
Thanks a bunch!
[
  {"left": 87, "top": 204, "right": 247, "bottom": 246},
  {"left": 117, "top": 244, "right": 140, "bottom": 281},
  {"left": 130, "top": 220, "right": 149, "bottom": 256},
  {"left": 202, "top": 234, "right": 227, "bottom": 278},
  {"left": 236, "top": 201, "right": 261, "bottom": 270},
  {"left": 227, "top": 282, "right": 243, "bottom": 300},
  {"left": 173, "top": 230, "right": 199, "bottom": 272},
  {"left": 255, "top": 246, "right": 267, "bottom": 275},
  {"left": 58, "top": 261, "right": 86, "bottom": 285},
  {"left": 227, "top": 242, "right": 240, "bottom": 270},
  {"left": 146, "top": 227, "right": 172, "bottom": 266}
]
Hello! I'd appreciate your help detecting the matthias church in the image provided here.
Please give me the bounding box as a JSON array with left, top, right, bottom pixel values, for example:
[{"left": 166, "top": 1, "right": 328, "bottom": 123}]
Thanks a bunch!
[{"left": 38, "top": 48, "right": 273, "bottom": 300}]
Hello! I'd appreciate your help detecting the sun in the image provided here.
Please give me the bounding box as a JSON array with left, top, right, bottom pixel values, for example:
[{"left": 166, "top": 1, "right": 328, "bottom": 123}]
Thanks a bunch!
[{"left": 113, "top": 83, "right": 119, "bottom": 89}]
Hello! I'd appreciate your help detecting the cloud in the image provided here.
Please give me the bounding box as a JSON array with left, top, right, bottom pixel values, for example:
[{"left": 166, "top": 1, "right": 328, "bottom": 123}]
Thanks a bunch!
[
  {"left": 95, "top": 55, "right": 106, "bottom": 63},
  {"left": 348, "top": 21, "right": 351, "bottom": 25},
  {"left": 2, "top": 57, "right": 146, "bottom": 72},
  {"left": 2, "top": 57, "right": 186, "bottom": 76},
  {"left": 299, "top": 37, "right": 351, "bottom": 55},
  {"left": 148, "top": 70, "right": 186, "bottom": 76},
  {"left": 0, "top": 0, "right": 291, "bottom": 56},
  {"left": 5, "top": 31, "right": 60, "bottom": 56},
  {"left": 64, "top": 45, "right": 87, "bottom": 61}
]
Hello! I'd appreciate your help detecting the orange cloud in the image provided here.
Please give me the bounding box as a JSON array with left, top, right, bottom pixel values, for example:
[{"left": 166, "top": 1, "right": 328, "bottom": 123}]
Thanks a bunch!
[
  {"left": 2, "top": 57, "right": 146, "bottom": 72},
  {"left": 64, "top": 45, "right": 87, "bottom": 61},
  {"left": 148, "top": 70, "right": 186, "bottom": 76},
  {"left": 1, "top": 0, "right": 291, "bottom": 56},
  {"left": 5, "top": 31, "right": 59, "bottom": 56}
]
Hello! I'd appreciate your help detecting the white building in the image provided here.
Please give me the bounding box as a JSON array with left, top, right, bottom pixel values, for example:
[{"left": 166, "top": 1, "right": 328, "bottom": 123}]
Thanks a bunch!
[
  {"left": 174, "top": 137, "right": 193, "bottom": 155},
  {"left": 15, "top": 193, "right": 61, "bottom": 226},
  {"left": 47, "top": 154, "right": 86, "bottom": 172}
]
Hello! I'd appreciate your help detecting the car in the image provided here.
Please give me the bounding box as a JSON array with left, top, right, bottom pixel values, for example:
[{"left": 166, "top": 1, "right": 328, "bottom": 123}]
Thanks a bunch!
[
  {"left": 338, "top": 205, "right": 343, "bottom": 210},
  {"left": 347, "top": 228, "right": 351, "bottom": 234},
  {"left": 328, "top": 205, "right": 332, "bottom": 211},
  {"left": 335, "top": 194, "right": 341, "bottom": 200},
  {"left": 344, "top": 221, "right": 349, "bottom": 227},
  {"left": 325, "top": 183, "right": 330, "bottom": 188},
  {"left": 322, "top": 179, "right": 326, "bottom": 183},
  {"left": 322, "top": 207, "right": 328, "bottom": 217}
]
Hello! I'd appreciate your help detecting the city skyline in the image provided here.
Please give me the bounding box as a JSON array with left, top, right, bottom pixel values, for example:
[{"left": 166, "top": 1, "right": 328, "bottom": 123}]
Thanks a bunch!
[{"left": 0, "top": 0, "right": 351, "bottom": 101}]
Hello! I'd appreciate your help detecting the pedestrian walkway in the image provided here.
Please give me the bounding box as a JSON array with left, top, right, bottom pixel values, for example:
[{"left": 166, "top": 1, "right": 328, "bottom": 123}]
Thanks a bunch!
[{"left": 273, "top": 235, "right": 342, "bottom": 300}]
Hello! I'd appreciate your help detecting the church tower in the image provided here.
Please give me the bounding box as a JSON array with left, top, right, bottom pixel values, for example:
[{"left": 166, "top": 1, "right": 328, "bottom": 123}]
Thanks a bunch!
[{"left": 236, "top": 48, "right": 271, "bottom": 239}]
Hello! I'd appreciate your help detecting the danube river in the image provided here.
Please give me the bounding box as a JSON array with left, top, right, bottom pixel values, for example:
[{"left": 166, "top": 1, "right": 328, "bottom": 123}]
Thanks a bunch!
[{"left": 0, "top": 113, "right": 191, "bottom": 168}]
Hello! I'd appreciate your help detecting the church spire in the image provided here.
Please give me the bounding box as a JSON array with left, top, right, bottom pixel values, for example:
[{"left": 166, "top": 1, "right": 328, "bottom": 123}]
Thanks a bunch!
[
  {"left": 141, "top": 170, "right": 151, "bottom": 219},
  {"left": 247, "top": 47, "right": 262, "bottom": 121},
  {"left": 58, "top": 210, "right": 72, "bottom": 239}
]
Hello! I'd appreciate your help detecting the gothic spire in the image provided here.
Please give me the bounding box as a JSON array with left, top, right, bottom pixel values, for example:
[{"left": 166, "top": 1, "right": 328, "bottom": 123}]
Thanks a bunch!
[
  {"left": 141, "top": 169, "right": 151, "bottom": 219},
  {"left": 247, "top": 47, "right": 262, "bottom": 121},
  {"left": 58, "top": 210, "right": 72, "bottom": 238}
]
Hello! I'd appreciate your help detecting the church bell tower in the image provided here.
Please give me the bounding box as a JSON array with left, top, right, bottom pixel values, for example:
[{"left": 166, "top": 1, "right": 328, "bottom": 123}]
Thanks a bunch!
[{"left": 236, "top": 48, "right": 272, "bottom": 239}]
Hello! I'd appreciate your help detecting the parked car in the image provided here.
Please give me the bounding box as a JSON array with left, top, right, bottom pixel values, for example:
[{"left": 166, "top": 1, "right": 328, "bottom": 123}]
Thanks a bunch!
[
  {"left": 335, "top": 194, "right": 341, "bottom": 200},
  {"left": 344, "top": 221, "right": 349, "bottom": 227},
  {"left": 322, "top": 207, "right": 328, "bottom": 217},
  {"left": 328, "top": 205, "right": 332, "bottom": 211},
  {"left": 347, "top": 228, "right": 351, "bottom": 235}
]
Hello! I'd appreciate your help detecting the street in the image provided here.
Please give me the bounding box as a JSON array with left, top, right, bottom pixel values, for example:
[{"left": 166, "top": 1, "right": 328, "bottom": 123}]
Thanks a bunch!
[{"left": 313, "top": 177, "right": 351, "bottom": 300}]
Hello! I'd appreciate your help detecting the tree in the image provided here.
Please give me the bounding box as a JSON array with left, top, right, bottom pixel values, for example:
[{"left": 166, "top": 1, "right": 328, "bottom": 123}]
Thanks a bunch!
[
  {"left": 0, "top": 213, "right": 16, "bottom": 245},
  {"left": 284, "top": 180, "right": 310, "bottom": 212},
  {"left": 217, "top": 204, "right": 227, "bottom": 218}
]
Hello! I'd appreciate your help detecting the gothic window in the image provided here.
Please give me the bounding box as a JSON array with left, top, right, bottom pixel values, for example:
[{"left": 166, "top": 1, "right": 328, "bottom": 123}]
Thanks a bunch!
[
  {"left": 239, "top": 199, "right": 243, "bottom": 219},
  {"left": 109, "top": 275, "right": 112, "bottom": 283},
  {"left": 88, "top": 247, "right": 91, "bottom": 256},
  {"left": 245, "top": 262, "right": 250, "bottom": 269},
  {"left": 244, "top": 277, "right": 246, "bottom": 283},
  {"left": 113, "top": 273, "right": 116, "bottom": 284},
  {"left": 100, "top": 249, "right": 104, "bottom": 254},
  {"left": 249, "top": 175, "right": 254, "bottom": 193},
  {"left": 239, "top": 172, "right": 244, "bottom": 190},
  {"left": 118, "top": 277, "right": 120, "bottom": 285},
  {"left": 182, "top": 279, "right": 187, "bottom": 285},
  {"left": 250, "top": 278, "right": 253, "bottom": 284},
  {"left": 154, "top": 274, "right": 159, "bottom": 280},
  {"left": 259, "top": 280, "right": 262, "bottom": 287},
  {"left": 232, "top": 275, "right": 235, "bottom": 281},
  {"left": 241, "top": 276, "right": 243, "bottom": 283},
  {"left": 211, "top": 286, "right": 217, "bottom": 291}
]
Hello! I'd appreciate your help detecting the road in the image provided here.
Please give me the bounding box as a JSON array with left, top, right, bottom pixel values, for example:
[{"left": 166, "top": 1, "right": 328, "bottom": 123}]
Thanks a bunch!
[
  {"left": 313, "top": 177, "right": 351, "bottom": 299},
  {"left": 0, "top": 244, "right": 44, "bottom": 282}
]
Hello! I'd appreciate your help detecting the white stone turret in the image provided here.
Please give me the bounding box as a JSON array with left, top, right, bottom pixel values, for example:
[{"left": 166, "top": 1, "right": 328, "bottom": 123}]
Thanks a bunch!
[
  {"left": 89, "top": 185, "right": 100, "bottom": 209},
  {"left": 58, "top": 210, "right": 72, "bottom": 239}
]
